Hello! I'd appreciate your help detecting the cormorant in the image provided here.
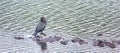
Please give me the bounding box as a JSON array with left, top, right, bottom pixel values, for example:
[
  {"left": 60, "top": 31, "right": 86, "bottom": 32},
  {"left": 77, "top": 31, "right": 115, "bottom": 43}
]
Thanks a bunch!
[{"left": 32, "top": 17, "right": 47, "bottom": 38}]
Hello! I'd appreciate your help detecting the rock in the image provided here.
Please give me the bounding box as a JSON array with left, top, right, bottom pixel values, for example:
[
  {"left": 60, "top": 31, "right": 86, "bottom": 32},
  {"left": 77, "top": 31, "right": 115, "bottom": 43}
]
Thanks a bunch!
[
  {"left": 93, "top": 40, "right": 105, "bottom": 47},
  {"left": 47, "top": 36, "right": 55, "bottom": 43},
  {"left": 60, "top": 40, "right": 69, "bottom": 45},
  {"left": 78, "top": 39, "right": 88, "bottom": 45},
  {"left": 105, "top": 42, "right": 116, "bottom": 48},
  {"left": 117, "top": 41, "right": 120, "bottom": 44},
  {"left": 97, "top": 40, "right": 105, "bottom": 47},
  {"left": 14, "top": 36, "right": 24, "bottom": 40},
  {"left": 29, "top": 34, "right": 43, "bottom": 41},
  {"left": 37, "top": 38, "right": 47, "bottom": 42},
  {"left": 112, "top": 40, "right": 120, "bottom": 44},
  {"left": 71, "top": 37, "right": 81, "bottom": 43},
  {"left": 54, "top": 36, "right": 62, "bottom": 41},
  {"left": 35, "top": 36, "right": 62, "bottom": 43}
]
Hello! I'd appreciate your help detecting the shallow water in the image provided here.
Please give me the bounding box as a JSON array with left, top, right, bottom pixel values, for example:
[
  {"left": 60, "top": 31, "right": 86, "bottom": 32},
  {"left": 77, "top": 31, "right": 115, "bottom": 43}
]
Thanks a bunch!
[{"left": 0, "top": 0, "right": 120, "bottom": 52}]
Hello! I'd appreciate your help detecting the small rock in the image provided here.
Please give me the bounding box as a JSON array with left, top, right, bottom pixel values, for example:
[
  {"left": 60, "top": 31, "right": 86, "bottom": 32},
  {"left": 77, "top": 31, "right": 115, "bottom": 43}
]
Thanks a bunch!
[
  {"left": 60, "top": 40, "right": 69, "bottom": 45},
  {"left": 37, "top": 38, "right": 47, "bottom": 42},
  {"left": 71, "top": 37, "right": 80, "bottom": 43},
  {"left": 112, "top": 40, "right": 120, "bottom": 44},
  {"left": 47, "top": 36, "right": 55, "bottom": 43},
  {"left": 54, "top": 36, "right": 62, "bottom": 41},
  {"left": 14, "top": 36, "right": 24, "bottom": 40},
  {"left": 78, "top": 39, "right": 88, "bottom": 45},
  {"left": 117, "top": 41, "right": 120, "bottom": 44},
  {"left": 93, "top": 40, "right": 105, "bottom": 47},
  {"left": 105, "top": 42, "right": 116, "bottom": 48},
  {"left": 97, "top": 40, "right": 105, "bottom": 47}
]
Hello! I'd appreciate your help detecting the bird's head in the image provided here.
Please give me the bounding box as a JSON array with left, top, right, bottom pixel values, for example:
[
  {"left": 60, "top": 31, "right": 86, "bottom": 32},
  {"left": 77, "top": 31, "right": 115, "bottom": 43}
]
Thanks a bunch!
[{"left": 40, "top": 17, "right": 46, "bottom": 22}]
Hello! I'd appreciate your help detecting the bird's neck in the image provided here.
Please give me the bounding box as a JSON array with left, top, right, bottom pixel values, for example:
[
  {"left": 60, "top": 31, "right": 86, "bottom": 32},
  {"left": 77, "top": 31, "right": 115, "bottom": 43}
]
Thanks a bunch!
[{"left": 40, "top": 20, "right": 46, "bottom": 23}]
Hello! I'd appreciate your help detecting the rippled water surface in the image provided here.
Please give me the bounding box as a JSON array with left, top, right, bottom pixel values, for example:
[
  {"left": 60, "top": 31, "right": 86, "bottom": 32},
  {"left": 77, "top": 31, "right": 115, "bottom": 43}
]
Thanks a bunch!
[{"left": 0, "top": 0, "right": 120, "bottom": 52}]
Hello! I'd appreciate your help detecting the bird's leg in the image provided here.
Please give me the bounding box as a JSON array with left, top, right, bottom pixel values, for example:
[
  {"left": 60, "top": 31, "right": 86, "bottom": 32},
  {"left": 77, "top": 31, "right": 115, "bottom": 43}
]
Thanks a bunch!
[{"left": 40, "top": 32, "right": 46, "bottom": 36}]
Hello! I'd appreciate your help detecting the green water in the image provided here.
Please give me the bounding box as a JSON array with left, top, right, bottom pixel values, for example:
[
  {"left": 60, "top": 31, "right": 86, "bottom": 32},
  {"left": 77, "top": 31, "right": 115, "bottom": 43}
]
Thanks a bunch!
[
  {"left": 0, "top": 0, "right": 120, "bottom": 38},
  {"left": 0, "top": 0, "right": 120, "bottom": 52}
]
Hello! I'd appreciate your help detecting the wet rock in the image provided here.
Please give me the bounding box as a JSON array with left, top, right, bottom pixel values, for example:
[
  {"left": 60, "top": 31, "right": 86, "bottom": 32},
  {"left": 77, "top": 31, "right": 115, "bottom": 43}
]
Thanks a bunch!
[
  {"left": 97, "top": 40, "right": 105, "bottom": 47},
  {"left": 93, "top": 40, "right": 105, "bottom": 47},
  {"left": 38, "top": 38, "right": 48, "bottom": 42},
  {"left": 78, "top": 39, "right": 88, "bottom": 45},
  {"left": 30, "top": 35, "right": 43, "bottom": 41},
  {"left": 112, "top": 40, "right": 120, "bottom": 44},
  {"left": 47, "top": 36, "right": 55, "bottom": 43},
  {"left": 118, "top": 41, "right": 120, "bottom": 44},
  {"left": 71, "top": 37, "right": 81, "bottom": 43},
  {"left": 105, "top": 42, "right": 116, "bottom": 48},
  {"left": 60, "top": 40, "right": 69, "bottom": 45},
  {"left": 36, "top": 36, "right": 53, "bottom": 43},
  {"left": 35, "top": 36, "right": 61, "bottom": 43},
  {"left": 14, "top": 36, "right": 24, "bottom": 40},
  {"left": 54, "top": 36, "right": 62, "bottom": 41}
]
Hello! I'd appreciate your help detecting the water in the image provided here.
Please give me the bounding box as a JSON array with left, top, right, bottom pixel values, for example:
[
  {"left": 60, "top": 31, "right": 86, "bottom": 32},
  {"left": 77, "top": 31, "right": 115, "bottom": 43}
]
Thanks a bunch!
[{"left": 0, "top": 0, "right": 120, "bottom": 52}]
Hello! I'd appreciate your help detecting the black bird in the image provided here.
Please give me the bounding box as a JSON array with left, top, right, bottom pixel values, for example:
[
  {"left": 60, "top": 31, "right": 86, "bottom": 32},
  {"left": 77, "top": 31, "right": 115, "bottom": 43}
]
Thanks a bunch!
[{"left": 32, "top": 17, "right": 47, "bottom": 38}]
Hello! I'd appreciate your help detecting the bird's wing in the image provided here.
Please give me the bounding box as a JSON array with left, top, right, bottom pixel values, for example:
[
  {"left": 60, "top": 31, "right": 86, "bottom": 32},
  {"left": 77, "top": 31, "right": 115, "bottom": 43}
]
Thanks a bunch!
[{"left": 35, "top": 22, "right": 46, "bottom": 32}]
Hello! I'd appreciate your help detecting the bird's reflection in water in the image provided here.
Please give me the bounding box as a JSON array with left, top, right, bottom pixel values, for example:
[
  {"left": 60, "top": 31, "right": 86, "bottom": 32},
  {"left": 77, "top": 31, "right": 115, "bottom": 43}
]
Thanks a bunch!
[
  {"left": 36, "top": 41, "right": 47, "bottom": 50},
  {"left": 35, "top": 34, "right": 47, "bottom": 51}
]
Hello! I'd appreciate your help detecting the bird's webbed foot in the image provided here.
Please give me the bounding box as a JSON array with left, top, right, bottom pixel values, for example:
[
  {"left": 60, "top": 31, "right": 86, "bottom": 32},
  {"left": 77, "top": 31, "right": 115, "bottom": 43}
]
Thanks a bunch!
[{"left": 40, "top": 32, "right": 46, "bottom": 36}]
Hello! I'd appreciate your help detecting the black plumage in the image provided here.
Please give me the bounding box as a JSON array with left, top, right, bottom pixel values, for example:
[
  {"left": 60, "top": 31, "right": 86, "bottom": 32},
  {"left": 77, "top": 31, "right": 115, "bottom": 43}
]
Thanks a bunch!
[{"left": 32, "top": 17, "right": 47, "bottom": 37}]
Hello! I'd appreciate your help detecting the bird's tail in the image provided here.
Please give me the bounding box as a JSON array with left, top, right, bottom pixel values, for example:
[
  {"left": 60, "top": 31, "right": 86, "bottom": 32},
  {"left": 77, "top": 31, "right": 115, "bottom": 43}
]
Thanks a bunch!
[{"left": 32, "top": 32, "right": 38, "bottom": 37}]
